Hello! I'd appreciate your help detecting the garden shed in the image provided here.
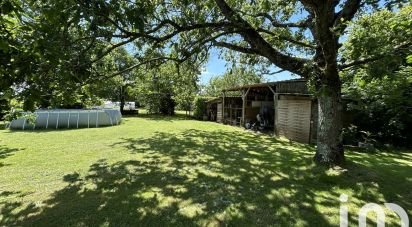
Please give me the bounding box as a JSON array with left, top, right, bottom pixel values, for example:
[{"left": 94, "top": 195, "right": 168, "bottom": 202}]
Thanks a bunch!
[{"left": 208, "top": 79, "right": 318, "bottom": 144}]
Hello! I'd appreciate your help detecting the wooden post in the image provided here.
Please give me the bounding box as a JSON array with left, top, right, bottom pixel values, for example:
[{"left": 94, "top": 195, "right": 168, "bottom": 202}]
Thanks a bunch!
[
  {"left": 222, "top": 91, "right": 225, "bottom": 123},
  {"left": 274, "top": 93, "right": 279, "bottom": 136},
  {"left": 242, "top": 87, "right": 251, "bottom": 127},
  {"left": 230, "top": 104, "right": 232, "bottom": 125},
  {"left": 241, "top": 90, "right": 245, "bottom": 126},
  {"left": 267, "top": 85, "right": 278, "bottom": 135},
  {"left": 268, "top": 85, "right": 275, "bottom": 95}
]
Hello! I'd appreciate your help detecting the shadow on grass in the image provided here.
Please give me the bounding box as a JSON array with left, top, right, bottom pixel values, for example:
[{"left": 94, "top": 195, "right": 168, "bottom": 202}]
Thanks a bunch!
[
  {"left": 0, "top": 129, "right": 410, "bottom": 226},
  {"left": 0, "top": 122, "right": 7, "bottom": 130},
  {"left": 0, "top": 145, "right": 22, "bottom": 168},
  {"left": 137, "top": 113, "right": 194, "bottom": 122}
]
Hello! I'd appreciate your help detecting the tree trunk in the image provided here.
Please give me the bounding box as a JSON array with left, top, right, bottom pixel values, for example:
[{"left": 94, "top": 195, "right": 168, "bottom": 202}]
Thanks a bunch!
[
  {"left": 120, "top": 98, "right": 125, "bottom": 114},
  {"left": 119, "top": 86, "right": 125, "bottom": 114},
  {"left": 314, "top": 76, "right": 344, "bottom": 166}
]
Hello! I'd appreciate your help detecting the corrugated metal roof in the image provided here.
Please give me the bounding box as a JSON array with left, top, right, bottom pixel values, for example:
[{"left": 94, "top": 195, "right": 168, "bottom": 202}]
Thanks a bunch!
[
  {"left": 222, "top": 78, "right": 307, "bottom": 92},
  {"left": 206, "top": 95, "right": 242, "bottom": 103}
]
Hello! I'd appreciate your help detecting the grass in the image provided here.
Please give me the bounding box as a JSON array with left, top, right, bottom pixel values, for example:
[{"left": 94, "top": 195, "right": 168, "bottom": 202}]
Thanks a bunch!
[{"left": 0, "top": 113, "right": 411, "bottom": 226}]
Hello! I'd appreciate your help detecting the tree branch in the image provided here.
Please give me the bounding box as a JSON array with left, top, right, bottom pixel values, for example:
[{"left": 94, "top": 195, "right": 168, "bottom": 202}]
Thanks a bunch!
[
  {"left": 83, "top": 56, "right": 180, "bottom": 85},
  {"left": 256, "top": 28, "right": 316, "bottom": 49},
  {"left": 334, "top": 0, "right": 362, "bottom": 35},
  {"left": 90, "top": 37, "right": 137, "bottom": 64},
  {"left": 253, "top": 12, "right": 311, "bottom": 28},
  {"left": 86, "top": 20, "right": 234, "bottom": 66},
  {"left": 255, "top": 68, "right": 286, "bottom": 76},
  {"left": 265, "top": 69, "right": 286, "bottom": 75},
  {"left": 339, "top": 41, "right": 412, "bottom": 69},
  {"left": 213, "top": 41, "right": 260, "bottom": 55},
  {"left": 214, "top": 0, "right": 311, "bottom": 77}
]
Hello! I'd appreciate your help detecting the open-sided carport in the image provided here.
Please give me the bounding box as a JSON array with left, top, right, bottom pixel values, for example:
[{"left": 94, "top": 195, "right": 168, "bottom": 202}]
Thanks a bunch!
[{"left": 219, "top": 79, "right": 318, "bottom": 144}]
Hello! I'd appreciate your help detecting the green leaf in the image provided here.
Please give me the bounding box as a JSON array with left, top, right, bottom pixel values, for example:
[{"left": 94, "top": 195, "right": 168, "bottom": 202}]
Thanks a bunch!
[
  {"left": 0, "top": 40, "right": 9, "bottom": 51},
  {"left": 406, "top": 55, "right": 412, "bottom": 64}
]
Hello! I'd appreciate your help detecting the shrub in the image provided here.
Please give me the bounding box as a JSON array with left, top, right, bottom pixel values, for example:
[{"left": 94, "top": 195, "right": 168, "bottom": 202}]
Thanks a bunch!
[
  {"left": 193, "top": 96, "right": 208, "bottom": 120},
  {"left": 4, "top": 109, "right": 37, "bottom": 125},
  {"left": 144, "top": 93, "right": 175, "bottom": 115}
]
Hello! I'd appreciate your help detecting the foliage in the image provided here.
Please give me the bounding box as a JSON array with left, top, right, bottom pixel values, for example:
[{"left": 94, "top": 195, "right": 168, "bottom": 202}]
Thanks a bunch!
[
  {"left": 342, "top": 124, "right": 360, "bottom": 145},
  {"left": 136, "top": 64, "right": 176, "bottom": 115},
  {"left": 0, "top": 0, "right": 129, "bottom": 111},
  {"left": 144, "top": 93, "right": 176, "bottom": 115},
  {"left": 159, "top": 93, "right": 176, "bottom": 115},
  {"left": 0, "top": 0, "right": 31, "bottom": 114},
  {"left": 85, "top": 47, "right": 141, "bottom": 112},
  {"left": 1, "top": 0, "right": 140, "bottom": 111},
  {"left": 341, "top": 5, "right": 412, "bottom": 78},
  {"left": 143, "top": 93, "right": 162, "bottom": 114},
  {"left": 175, "top": 91, "right": 195, "bottom": 112},
  {"left": 203, "top": 66, "right": 262, "bottom": 97},
  {"left": 342, "top": 6, "right": 412, "bottom": 147},
  {"left": 193, "top": 96, "right": 210, "bottom": 120},
  {"left": 3, "top": 109, "right": 22, "bottom": 123},
  {"left": 0, "top": 99, "right": 9, "bottom": 120},
  {"left": 136, "top": 62, "right": 199, "bottom": 115},
  {"left": 4, "top": 109, "right": 37, "bottom": 125},
  {"left": 343, "top": 66, "right": 412, "bottom": 147},
  {"left": 173, "top": 66, "right": 199, "bottom": 112}
]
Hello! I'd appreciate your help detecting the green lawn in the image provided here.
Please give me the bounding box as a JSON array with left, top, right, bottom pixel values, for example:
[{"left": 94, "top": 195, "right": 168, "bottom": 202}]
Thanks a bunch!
[{"left": 0, "top": 114, "right": 411, "bottom": 226}]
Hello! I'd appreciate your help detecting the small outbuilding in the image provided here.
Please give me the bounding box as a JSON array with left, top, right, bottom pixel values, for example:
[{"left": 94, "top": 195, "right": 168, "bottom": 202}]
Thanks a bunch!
[{"left": 207, "top": 79, "right": 318, "bottom": 144}]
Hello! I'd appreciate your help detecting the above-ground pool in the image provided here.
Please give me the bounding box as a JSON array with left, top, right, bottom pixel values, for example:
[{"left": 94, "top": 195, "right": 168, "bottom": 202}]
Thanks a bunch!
[{"left": 8, "top": 109, "right": 122, "bottom": 130}]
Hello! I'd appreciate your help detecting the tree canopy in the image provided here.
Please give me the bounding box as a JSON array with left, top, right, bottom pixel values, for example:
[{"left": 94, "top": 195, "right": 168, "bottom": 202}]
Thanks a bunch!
[
  {"left": 203, "top": 66, "right": 262, "bottom": 97},
  {"left": 134, "top": 61, "right": 200, "bottom": 115},
  {"left": 341, "top": 5, "right": 412, "bottom": 146}
]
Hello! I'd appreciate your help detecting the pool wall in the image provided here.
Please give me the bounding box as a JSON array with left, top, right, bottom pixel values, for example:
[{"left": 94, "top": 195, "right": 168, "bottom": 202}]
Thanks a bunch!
[{"left": 8, "top": 109, "right": 122, "bottom": 130}]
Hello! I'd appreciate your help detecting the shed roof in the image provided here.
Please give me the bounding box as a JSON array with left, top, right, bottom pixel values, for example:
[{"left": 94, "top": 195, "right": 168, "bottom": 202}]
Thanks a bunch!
[
  {"left": 206, "top": 97, "right": 221, "bottom": 103},
  {"left": 206, "top": 95, "right": 242, "bottom": 103},
  {"left": 222, "top": 78, "right": 307, "bottom": 92}
]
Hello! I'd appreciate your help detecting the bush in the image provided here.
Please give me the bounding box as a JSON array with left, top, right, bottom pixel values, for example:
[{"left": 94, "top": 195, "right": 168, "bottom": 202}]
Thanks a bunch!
[
  {"left": 159, "top": 93, "right": 175, "bottom": 115},
  {"left": 0, "top": 99, "right": 9, "bottom": 120},
  {"left": 343, "top": 66, "right": 412, "bottom": 148},
  {"left": 4, "top": 109, "right": 37, "bottom": 125},
  {"left": 193, "top": 96, "right": 208, "bottom": 120},
  {"left": 144, "top": 93, "right": 175, "bottom": 115},
  {"left": 342, "top": 124, "right": 360, "bottom": 146}
]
